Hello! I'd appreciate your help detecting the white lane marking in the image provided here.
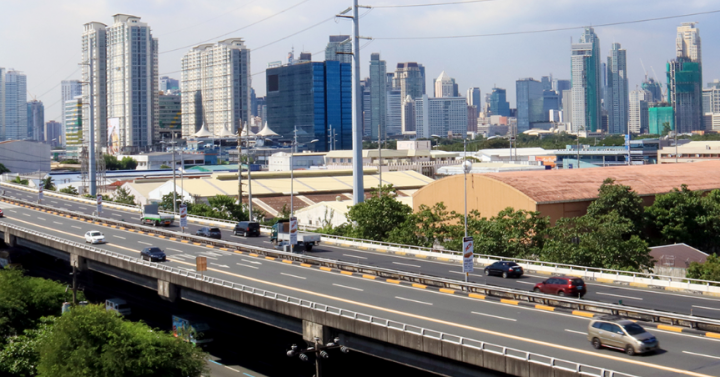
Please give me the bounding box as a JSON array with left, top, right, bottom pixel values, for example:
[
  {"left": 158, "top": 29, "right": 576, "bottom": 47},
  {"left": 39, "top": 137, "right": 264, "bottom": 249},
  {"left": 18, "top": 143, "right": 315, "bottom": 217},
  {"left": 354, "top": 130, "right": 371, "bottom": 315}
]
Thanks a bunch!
[
  {"left": 281, "top": 273, "right": 306, "bottom": 280},
  {"left": 71, "top": 225, "right": 82, "bottom": 229},
  {"left": 395, "top": 296, "right": 432, "bottom": 305},
  {"left": 113, "top": 235, "right": 126, "bottom": 239},
  {"left": 515, "top": 281, "right": 536, "bottom": 285},
  {"left": 23, "top": 213, "right": 30, "bottom": 217},
  {"left": 565, "top": 329, "right": 586, "bottom": 335},
  {"left": 692, "top": 305, "right": 720, "bottom": 311},
  {"left": 224, "top": 366, "right": 240, "bottom": 372},
  {"left": 61, "top": 208, "right": 69, "bottom": 210},
  {"left": 53, "top": 221, "right": 63, "bottom": 225},
  {"left": 37, "top": 217, "right": 46, "bottom": 220},
  {"left": 682, "top": 351, "right": 720, "bottom": 360},
  {"left": 9, "top": 210, "right": 16, "bottom": 213},
  {"left": 262, "top": 241, "right": 272, "bottom": 244},
  {"left": 138, "top": 241, "right": 152, "bottom": 245},
  {"left": 449, "top": 270, "right": 487, "bottom": 278},
  {"left": 236, "top": 263, "right": 259, "bottom": 269},
  {"left": 471, "top": 311, "right": 516, "bottom": 321},
  {"left": 200, "top": 255, "right": 218, "bottom": 260},
  {"left": 344, "top": 254, "right": 367, "bottom": 259},
  {"left": 112, "top": 214, "right": 123, "bottom": 217},
  {"left": 393, "top": 262, "right": 421, "bottom": 268},
  {"left": 167, "top": 248, "right": 184, "bottom": 253},
  {"left": 241, "top": 259, "right": 262, "bottom": 265},
  {"left": 211, "top": 263, "right": 230, "bottom": 268},
  {"left": 50, "top": 200, "right": 58, "bottom": 203},
  {"left": 333, "top": 283, "right": 364, "bottom": 291},
  {"left": 596, "top": 292, "right": 643, "bottom": 300}
]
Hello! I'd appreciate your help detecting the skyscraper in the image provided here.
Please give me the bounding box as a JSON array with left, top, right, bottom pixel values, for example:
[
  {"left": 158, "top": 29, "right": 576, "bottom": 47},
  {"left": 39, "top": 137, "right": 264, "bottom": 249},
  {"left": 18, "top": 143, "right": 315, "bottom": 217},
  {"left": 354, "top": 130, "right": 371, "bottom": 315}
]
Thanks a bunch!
[
  {"left": 393, "top": 63, "right": 424, "bottom": 101},
  {"left": 668, "top": 22, "right": 703, "bottom": 133},
  {"left": 386, "top": 89, "right": 401, "bottom": 136},
  {"left": 541, "top": 75, "right": 553, "bottom": 91},
  {"left": 606, "top": 43, "right": 628, "bottom": 134},
  {"left": 3, "top": 70, "right": 27, "bottom": 141},
  {"left": 369, "top": 53, "right": 387, "bottom": 139},
  {"left": 180, "top": 38, "right": 251, "bottom": 138},
  {"left": 61, "top": 80, "right": 81, "bottom": 145},
  {"left": 433, "top": 71, "right": 456, "bottom": 98},
  {"left": 543, "top": 90, "right": 560, "bottom": 120},
  {"left": 642, "top": 78, "right": 663, "bottom": 103},
  {"left": 81, "top": 22, "right": 107, "bottom": 150},
  {"left": 158, "top": 93, "right": 181, "bottom": 140},
  {"left": 325, "top": 36, "right": 352, "bottom": 64},
  {"left": 571, "top": 27, "right": 602, "bottom": 133},
  {"left": 629, "top": 89, "right": 651, "bottom": 134},
  {"left": 64, "top": 96, "right": 82, "bottom": 158},
  {"left": 160, "top": 76, "right": 179, "bottom": 93},
  {"left": 553, "top": 79, "right": 571, "bottom": 107},
  {"left": 489, "top": 87, "right": 510, "bottom": 117},
  {"left": 106, "top": 14, "right": 158, "bottom": 150},
  {"left": 516, "top": 78, "right": 544, "bottom": 132},
  {"left": 361, "top": 78, "right": 371, "bottom": 136},
  {"left": 45, "top": 121, "right": 62, "bottom": 147},
  {"left": 415, "top": 95, "right": 467, "bottom": 139},
  {"left": 466, "top": 87, "right": 481, "bottom": 110},
  {"left": 27, "top": 100, "right": 44, "bottom": 141},
  {"left": 401, "top": 95, "right": 416, "bottom": 135}
]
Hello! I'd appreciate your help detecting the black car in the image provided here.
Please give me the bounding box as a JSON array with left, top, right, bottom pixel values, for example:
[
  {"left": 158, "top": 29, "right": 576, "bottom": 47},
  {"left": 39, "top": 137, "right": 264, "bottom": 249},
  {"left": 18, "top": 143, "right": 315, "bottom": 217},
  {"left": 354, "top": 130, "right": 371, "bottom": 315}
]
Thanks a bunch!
[
  {"left": 196, "top": 227, "right": 222, "bottom": 239},
  {"left": 141, "top": 247, "right": 166, "bottom": 262},
  {"left": 234, "top": 221, "right": 260, "bottom": 237},
  {"left": 484, "top": 261, "right": 523, "bottom": 278}
]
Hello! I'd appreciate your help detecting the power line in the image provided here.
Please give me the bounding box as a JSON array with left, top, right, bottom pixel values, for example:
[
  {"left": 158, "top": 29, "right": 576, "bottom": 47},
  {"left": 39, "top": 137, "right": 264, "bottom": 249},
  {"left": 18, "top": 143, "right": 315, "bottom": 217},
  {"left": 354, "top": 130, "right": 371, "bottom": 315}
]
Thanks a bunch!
[
  {"left": 374, "top": 9, "right": 720, "bottom": 40},
  {"left": 34, "top": 67, "right": 81, "bottom": 101},
  {"left": 253, "top": 16, "right": 335, "bottom": 51},
  {"left": 155, "top": 0, "right": 261, "bottom": 37},
  {"left": 371, "top": 0, "right": 497, "bottom": 8},
  {"left": 160, "top": 0, "right": 314, "bottom": 54}
]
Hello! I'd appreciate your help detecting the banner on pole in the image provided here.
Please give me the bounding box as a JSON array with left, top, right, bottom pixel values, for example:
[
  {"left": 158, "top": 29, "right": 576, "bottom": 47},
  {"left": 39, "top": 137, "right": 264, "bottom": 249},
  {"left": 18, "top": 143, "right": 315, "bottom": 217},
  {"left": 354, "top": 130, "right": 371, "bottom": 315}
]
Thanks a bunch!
[
  {"left": 289, "top": 217, "right": 298, "bottom": 245},
  {"left": 96, "top": 194, "right": 102, "bottom": 214},
  {"left": 38, "top": 185, "right": 44, "bottom": 201},
  {"left": 179, "top": 204, "right": 188, "bottom": 228},
  {"left": 462, "top": 236, "right": 474, "bottom": 273}
]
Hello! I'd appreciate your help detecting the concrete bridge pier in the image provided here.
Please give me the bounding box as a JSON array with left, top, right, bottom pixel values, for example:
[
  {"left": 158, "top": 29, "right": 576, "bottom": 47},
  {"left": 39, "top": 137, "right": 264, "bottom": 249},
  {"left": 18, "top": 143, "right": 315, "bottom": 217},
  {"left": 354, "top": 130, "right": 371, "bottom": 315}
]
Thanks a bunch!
[
  {"left": 158, "top": 280, "right": 179, "bottom": 302},
  {"left": 4, "top": 231, "right": 15, "bottom": 247}
]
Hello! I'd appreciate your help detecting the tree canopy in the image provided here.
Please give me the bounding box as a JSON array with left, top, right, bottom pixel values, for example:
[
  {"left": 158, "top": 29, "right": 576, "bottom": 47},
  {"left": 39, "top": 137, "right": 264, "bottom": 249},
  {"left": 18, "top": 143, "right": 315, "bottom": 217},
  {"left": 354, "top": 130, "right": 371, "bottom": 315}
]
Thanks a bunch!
[
  {"left": 113, "top": 187, "right": 136, "bottom": 206},
  {"left": 346, "top": 185, "right": 412, "bottom": 241},
  {"left": 687, "top": 254, "right": 720, "bottom": 282},
  {"left": 104, "top": 155, "right": 138, "bottom": 170}
]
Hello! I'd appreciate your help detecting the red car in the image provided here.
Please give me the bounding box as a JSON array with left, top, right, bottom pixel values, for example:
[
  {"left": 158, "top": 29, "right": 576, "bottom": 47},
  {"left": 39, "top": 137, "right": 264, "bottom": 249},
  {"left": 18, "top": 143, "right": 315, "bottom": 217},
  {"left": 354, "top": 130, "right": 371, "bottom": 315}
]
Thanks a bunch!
[
  {"left": 533, "top": 276, "right": 586, "bottom": 298},
  {"left": 0, "top": 209, "right": 4, "bottom": 217}
]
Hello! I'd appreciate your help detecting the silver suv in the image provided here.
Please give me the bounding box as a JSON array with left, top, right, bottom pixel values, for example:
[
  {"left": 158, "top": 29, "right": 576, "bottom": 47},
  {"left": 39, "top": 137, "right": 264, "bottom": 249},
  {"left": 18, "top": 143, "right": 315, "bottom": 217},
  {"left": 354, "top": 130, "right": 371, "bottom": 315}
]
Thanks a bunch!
[{"left": 587, "top": 316, "right": 659, "bottom": 355}]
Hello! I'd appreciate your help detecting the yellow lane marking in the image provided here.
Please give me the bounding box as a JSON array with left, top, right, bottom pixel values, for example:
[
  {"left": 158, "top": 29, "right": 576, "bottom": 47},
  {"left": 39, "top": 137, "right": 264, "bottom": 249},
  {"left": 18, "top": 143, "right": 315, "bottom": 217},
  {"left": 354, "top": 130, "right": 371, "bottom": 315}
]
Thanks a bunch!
[
  {"left": 572, "top": 311, "right": 595, "bottom": 318},
  {"left": 469, "top": 293, "right": 486, "bottom": 300},
  {"left": 535, "top": 305, "right": 555, "bottom": 312},
  {"left": 249, "top": 253, "right": 259, "bottom": 257},
  {"left": 158, "top": 260, "right": 713, "bottom": 377},
  {"left": 416, "top": 254, "right": 427, "bottom": 259},
  {"left": 501, "top": 299, "right": 519, "bottom": 305},
  {"left": 706, "top": 332, "right": 720, "bottom": 339},
  {"left": 158, "top": 235, "right": 166, "bottom": 239},
  {"left": 319, "top": 267, "right": 332, "bottom": 271},
  {"left": 362, "top": 275, "right": 376, "bottom": 280},
  {"left": 206, "top": 245, "right": 215, "bottom": 248},
  {"left": 595, "top": 278, "right": 614, "bottom": 284},
  {"left": 282, "top": 260, "right": 293, "bottom": 264},
  {"left": 386, "top": 279, "right": 400, "bottom": 284},
  {"left": 181, "top": 240, "right": 189, "bottom": 243},
  {"left": 193, "top": 242, "right": 202, "bottom": 246},
  {"left": 439, "top": 288, "right": 454, "bottom": 294},
  {"left": 340, "top": 271, "right": 353, "bottom": 275},
  {"left": 300, "top": 263, "right": 312, "bottom": 267},
  {"left": 265, "top": 257, "right": 275, "bottom": 261},
  {"left": 169, "top": 237, "right": 177, "bottom": 241},
  {"left": 412, "top": 283, "right": 427, "bottom": 289},
  {"left": 220, "top": 248, "right": 229, "bottom": 251},
  {"left": 234, "top": 251, "right": 244, "bottom": 254},
  {"left": 657, "top": 324, "right": 683, "bottom": 333}
]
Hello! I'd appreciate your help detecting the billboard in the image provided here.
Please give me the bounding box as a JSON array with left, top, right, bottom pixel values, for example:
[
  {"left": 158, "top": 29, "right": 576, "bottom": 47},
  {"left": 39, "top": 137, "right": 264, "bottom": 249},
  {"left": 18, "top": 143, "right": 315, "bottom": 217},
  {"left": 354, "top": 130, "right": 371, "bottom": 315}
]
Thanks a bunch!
[
  {"left": 107, "top": 118, "right": 120, "bottom": 155},
  {"left": 462, "top": 236, "right": 474, "bottom": 273}
]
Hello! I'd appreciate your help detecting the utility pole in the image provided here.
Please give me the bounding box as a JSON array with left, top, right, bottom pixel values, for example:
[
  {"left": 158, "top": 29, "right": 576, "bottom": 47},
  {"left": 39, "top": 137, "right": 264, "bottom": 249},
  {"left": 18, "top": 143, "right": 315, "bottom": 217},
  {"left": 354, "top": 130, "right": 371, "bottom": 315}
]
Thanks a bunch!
[
  {"left": 88, "top": 50, "right": 96, "bottom": 196},
  {"left": 377, "top": 124, "right": 382, "bottom": 197},
  {"left": 287, "top": 337, "right": 350, "bottom": 377},
  {"left": 237, "top": 121, "right": 243, "bottom": 207},
  {"left": 245, "top": 126, "right": 253, "bottom": 220},
  {"left": 291, "top": 126, "right": 297, "bottom": 254},
  {"left": 71, "top": 265, "right": 78, "bottom": 305},
  {"left": 171, "top": 132, "right": 177, "bottom": 214},
  {"left": 463, "top": 136, "right": 469, "bottom": 283}
]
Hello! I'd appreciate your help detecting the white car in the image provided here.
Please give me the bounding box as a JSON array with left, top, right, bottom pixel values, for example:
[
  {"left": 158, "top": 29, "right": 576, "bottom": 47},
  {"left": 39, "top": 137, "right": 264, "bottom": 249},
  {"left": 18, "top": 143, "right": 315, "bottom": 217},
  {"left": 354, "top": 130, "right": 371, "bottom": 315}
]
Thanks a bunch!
[{"left": 85, "top": 231, "right": 105, "bottom": 244}]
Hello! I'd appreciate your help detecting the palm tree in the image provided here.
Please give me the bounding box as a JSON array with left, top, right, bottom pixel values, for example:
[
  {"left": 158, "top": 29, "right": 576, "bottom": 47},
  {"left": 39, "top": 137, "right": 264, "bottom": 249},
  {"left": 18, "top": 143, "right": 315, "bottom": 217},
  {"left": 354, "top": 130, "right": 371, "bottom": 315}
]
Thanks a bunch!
[{"left": 42, "top": 176, "right": 55, "bottom": 191}]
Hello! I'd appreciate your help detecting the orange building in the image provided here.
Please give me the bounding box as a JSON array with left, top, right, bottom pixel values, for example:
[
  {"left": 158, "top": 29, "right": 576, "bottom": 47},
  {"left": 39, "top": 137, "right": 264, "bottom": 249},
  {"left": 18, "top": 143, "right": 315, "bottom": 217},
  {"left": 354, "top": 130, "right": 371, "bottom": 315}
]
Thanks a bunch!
[{"left": 413, "top": 160, "right": 720, "bottom": 224}]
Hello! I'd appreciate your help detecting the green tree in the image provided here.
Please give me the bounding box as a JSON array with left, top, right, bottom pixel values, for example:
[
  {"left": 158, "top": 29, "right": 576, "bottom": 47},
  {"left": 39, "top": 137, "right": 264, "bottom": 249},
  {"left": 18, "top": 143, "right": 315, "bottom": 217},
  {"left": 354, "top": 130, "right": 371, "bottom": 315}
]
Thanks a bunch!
[
  {"left": 661, "top": 122, "right": 672, "bottom": 136},
  {"left": 58, "top": 186, "right": 78, "bottom": 195},
  {"left": 11, "top": 176, "right": 28, "bottom": 186},
  {"left": 0, "top": 316, "right": 55, "bottom": 377},
  {"left": 41, "top": 177, "right": 55, "bottom": 191},
  {"left": 387, "top": 202, "right": 452, "bottom": 248},
  {"left": 586, "top": 178, "right": 644, "bottom": 234},
  {"left": 686, "top": 254, "right": 720, "bottom": 282},
  {"left": 113, "top": 187, "right": 136, "bottom": 206},
  {"left": 104, "top": 155, "right": 137, "bottom": 170},
  {"left": 346, "top": 185, "right": 412, "bottom": 242},
  {"left": 0, "top": 163, "right": 10, "bottom": 174},
  {"left": 541, "top": 212, "right": 653, "bottom": 271},
  {"left": 119, "top": 156, "right": 137, "bottom": 170},
  {"left": 644, "top": 184, "right": 707, "bottom": 247},
  {"left": 36, "top": 305, "right": 208, "bottom": 377},
  {"left": 159, "top": 164, "right": 171, "bottom": 169}
]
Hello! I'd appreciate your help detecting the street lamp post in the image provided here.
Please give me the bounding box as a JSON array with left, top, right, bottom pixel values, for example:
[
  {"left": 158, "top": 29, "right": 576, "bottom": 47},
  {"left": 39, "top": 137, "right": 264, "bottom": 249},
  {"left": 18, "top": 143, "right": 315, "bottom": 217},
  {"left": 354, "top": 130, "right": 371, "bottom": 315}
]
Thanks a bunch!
[
  {"left": 290, "top": 126, "right": 317, "bottom": 254},
  {"left": 287, "top": 336, "right": 350, "bottom": 377},
  {"left": 462, "top": 137, "right": 472, "bottom": 283}
]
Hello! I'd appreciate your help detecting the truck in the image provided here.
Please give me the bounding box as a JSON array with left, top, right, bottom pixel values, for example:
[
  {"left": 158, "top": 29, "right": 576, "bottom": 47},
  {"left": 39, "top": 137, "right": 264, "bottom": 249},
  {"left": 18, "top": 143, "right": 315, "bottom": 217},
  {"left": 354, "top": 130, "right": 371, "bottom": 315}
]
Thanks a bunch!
[
  {"left": 270, "top": 219, "right": 321, "bottom": 252},
  {"left": 172, "top": 315, "right": 213, "bottom": 347},
  {"left": 140, "top": 203, "right": 174, "bottom": 227}
]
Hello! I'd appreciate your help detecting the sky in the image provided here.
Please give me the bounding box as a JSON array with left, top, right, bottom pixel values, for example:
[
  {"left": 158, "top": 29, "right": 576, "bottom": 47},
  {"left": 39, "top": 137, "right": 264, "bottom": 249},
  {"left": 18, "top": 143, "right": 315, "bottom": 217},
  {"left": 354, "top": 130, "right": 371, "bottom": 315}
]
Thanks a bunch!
[{"left": 2, "top": 0, "right": 720, "bottom": 123}]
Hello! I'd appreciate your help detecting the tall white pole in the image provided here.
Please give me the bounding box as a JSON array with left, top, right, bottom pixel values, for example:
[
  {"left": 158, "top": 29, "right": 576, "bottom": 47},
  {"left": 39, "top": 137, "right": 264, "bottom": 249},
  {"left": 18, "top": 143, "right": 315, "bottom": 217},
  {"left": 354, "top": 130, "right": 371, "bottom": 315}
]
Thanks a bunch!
[
  {"left": 291, "top": 126, "right": 296, "bottom": 254},
  {"left": 171, "top": 132, "right": 177, "bottom": 214},
  {"left": 247, "top": 128, "right": 253, "bottom": 220},
  {"left": 463, "top": 137, "right": 468, "bottom": 283},
  {"left": 378, "top": 124, "right": 382, "bottom": 198},
  {"left": 88, "top": 48, "right": 96, "bottom": 196},
  {"left": 351, "top": 0, "right": 364, "bottom": 205}
]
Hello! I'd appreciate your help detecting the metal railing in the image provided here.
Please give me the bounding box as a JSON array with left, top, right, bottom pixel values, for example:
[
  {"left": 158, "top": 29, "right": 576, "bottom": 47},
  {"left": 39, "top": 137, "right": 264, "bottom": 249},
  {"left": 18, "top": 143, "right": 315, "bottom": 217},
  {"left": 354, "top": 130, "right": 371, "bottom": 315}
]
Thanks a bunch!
[
  {"left": 3, "top": 195, "right": 720, "bottom": 334},
  {"left": 0, "top": 221, "right": 638, "bottom": 377}
]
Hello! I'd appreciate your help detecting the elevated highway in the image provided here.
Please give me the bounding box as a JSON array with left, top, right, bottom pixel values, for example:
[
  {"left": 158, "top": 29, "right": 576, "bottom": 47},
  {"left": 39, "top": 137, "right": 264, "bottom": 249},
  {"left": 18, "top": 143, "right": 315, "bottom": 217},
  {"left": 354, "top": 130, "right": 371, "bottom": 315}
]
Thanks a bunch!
[{"left": 0, "top": 199, "right": 719, "bottom": 376}]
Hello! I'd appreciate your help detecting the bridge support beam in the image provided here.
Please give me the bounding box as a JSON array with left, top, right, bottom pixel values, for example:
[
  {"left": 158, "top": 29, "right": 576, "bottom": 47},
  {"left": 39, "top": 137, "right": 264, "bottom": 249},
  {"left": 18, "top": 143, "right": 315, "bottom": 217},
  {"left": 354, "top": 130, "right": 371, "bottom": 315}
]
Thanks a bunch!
[
  {"left": 158, "top": 280, "right": 178, "bottom": 302},
  {"left": 4, "top": 232, "right": 15, "bottom": 247},
  {"left": 303, "top": 320, "right": 332, "bottom": 344},
  {"left": 70, "top": 254, "right": 88, "bottom": 271}
]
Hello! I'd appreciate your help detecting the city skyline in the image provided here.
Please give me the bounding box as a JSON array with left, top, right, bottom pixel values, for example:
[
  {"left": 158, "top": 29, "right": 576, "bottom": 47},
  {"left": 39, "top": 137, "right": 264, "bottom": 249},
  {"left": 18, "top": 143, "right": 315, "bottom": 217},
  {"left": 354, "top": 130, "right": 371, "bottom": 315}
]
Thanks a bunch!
[{"left": 3, "top": 1, "right": 720, "bottom": 123}]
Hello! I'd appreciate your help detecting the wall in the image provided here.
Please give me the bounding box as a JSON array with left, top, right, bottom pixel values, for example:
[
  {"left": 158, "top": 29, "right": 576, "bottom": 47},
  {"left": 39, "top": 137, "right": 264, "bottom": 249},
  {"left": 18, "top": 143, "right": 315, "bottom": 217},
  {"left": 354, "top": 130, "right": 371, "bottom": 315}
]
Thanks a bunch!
[{"left": 0, "top": 141, "right": 51, "bottom": 173}]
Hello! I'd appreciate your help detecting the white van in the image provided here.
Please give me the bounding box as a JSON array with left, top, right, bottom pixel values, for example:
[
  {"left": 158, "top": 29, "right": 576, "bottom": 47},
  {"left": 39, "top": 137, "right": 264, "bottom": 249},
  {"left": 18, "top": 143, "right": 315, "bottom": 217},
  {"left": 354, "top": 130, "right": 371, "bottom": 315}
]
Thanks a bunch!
[{"left": 105, "top": 298, "right": 131, "bottom": 316}]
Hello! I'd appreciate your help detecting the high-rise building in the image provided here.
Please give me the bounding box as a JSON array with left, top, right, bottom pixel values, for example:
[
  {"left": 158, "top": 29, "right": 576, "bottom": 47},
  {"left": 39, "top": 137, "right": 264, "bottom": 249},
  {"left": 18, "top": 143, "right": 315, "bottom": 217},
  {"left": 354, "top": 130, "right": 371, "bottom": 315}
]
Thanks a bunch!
[
  {"left": 516, "top": 78, "right": 544, "bottom": 132},
  {"left": 64, "top": 96, "right": 82, "bottom": 158},
  {"left": 61, "top": 80, "right": 82, "bottom": 146},
  {"left": 158, "top": 93, "right": 181, "bottom": 140},
  {"left": 160, "top": 76, "right": 179, "bottom": 93},
  {"left": 606, "top": 43, "right": 628, "bottom": 134},
  {"left": 401, "top": 95, "right": 416, "bottom": 135},
  {"left": 467, "top": 105, "right": 478, "bottom": 132},
  {"left": 361, "top": 78, "right": 372, "bottom": 137},
  {"left": 369, "top": 53, "right": 387, "bottom": 139},
  {"left": 553, "top": 79, "right": 571, "bottom": 107},
  {"left": 466, "top": 87, "right": 481, "bottom": 110},
  {"left": 642, "top": 77, "right": 663, "bottom": 103},
  {"left": 668, "top": 22, "right": 703, "bottom": 133},
  {"left": 393, "top": 63, "right": 424, "bottom": 101},
  {"left": 106, "top": 14, "right": 158, "bottom": 151},
  {"left": 543, "top": 90, "right": 560, "bottom": 120},
  {"left": 81, "top": 22, "right": 107, "bottom": 150},
  {"left": 27, "top": 100, "right": 44, "bottom": 141},
  {"left": 3, "top": 69, "right": 27, "bottom": 141},
  {"left": 489, "top": 87, "right": 510, "bottom": 117},
  {"left": 648, "top": 103, "right": 674, "bottom": 135},
  {"left": 45, "top": 121, "right": 62, "bottom": 147},
  {"left": 541, "top": 75, "right": 553, "bottom": 91},
  {"left": 181, "top": 38, "right": 251, "bottom": 138},
  {"left": 433, "top": 71, "right": 457, "bottom": 98},
  {"left": 629, "top": 89, "right": 651, "bottom": 134},
  {"left": 325, "top": 35, "right": 351, "bottom": 64},
  {"left": 415, "top": 95, "right": 467, "bottom": 139},
  {"left": 386, "top": 89, "right": 401, "bottom": 136},
  {"left": 0, "top": 68, "right": 4, "bottom": 140},
  {"left": 562, "top": 89, "right": 573, "bottom": 125},
  {"left": 265, "top": 60, "right": 351, "bottom": 151},
  {"left": 571, "top": 27, "right": 602, "bottom": 133}
]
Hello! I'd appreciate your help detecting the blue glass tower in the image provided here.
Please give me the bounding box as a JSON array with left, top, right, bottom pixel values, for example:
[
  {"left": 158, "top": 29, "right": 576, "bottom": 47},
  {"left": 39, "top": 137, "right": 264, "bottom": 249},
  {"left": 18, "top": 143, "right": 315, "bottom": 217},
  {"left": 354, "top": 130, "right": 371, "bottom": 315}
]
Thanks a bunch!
[{"left": 489, "top": 88, "right": 510, "bottom": 117}]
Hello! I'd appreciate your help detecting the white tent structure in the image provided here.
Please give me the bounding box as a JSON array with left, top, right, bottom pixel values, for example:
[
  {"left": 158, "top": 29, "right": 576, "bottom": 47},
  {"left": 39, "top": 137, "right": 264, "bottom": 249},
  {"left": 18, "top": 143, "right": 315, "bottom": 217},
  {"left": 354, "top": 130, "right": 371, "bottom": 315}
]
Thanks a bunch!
[
  {"left": 256, "top": 122, "right": 280, "bottom": 137},
  {"left": 193, "top": 123, "right": 212, "bottom": 138},
  {"left": 219, "top": 123, "right": 235, "bottom": 138}
]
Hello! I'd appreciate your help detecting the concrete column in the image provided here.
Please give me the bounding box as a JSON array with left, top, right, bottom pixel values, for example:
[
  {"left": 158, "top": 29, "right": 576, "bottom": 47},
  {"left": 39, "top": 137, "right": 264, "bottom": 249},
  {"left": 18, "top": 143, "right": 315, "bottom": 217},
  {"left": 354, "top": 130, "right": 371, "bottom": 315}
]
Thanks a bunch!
[
  {"left": 70, "top": 254, "right": 88, "bottom": 271},
  {"left": 303, "top": 320, "right": 331, "bottom": 344},
  {"left": 4, "top": 232, "right": 15, "bottom": 247},
  {"left": 158, "top": 279, "right": 178, "bottom": 302}
]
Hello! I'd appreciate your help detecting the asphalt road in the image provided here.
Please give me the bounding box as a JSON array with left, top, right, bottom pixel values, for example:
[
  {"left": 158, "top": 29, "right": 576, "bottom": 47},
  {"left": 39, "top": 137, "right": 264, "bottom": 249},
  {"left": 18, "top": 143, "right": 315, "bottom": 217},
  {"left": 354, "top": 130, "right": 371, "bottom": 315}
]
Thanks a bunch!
[
  {"left": 3, "top": 186, "right": 720, "bottom": 319},
  {"left": 1, "top": 201, "right": 719, "bottom": 376}
]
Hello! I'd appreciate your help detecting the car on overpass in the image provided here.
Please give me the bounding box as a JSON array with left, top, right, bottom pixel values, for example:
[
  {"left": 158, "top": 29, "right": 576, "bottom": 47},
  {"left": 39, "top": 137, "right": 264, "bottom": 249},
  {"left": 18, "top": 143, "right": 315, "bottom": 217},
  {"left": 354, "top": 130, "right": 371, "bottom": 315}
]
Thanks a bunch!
[
  {"left": 196, "top": 227, "right": 222, "bottom": 239},
  {"left": 0, "top": 208, "right": 4, "bottom": 217},
  {"left": 533, "top": 276, "right": 586, "bottom": 298},
  {"left": 84, "top": 230, "right": 105, "bottom": 244},
  {"left": 483, "top": 261, "right": 523, "bottom": 278},
  {"left": 141, "top": 247, "right": 167, "bottom": 262},
  {"left": 587, "top": 316, "right": 659, "bottom": 356}
]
